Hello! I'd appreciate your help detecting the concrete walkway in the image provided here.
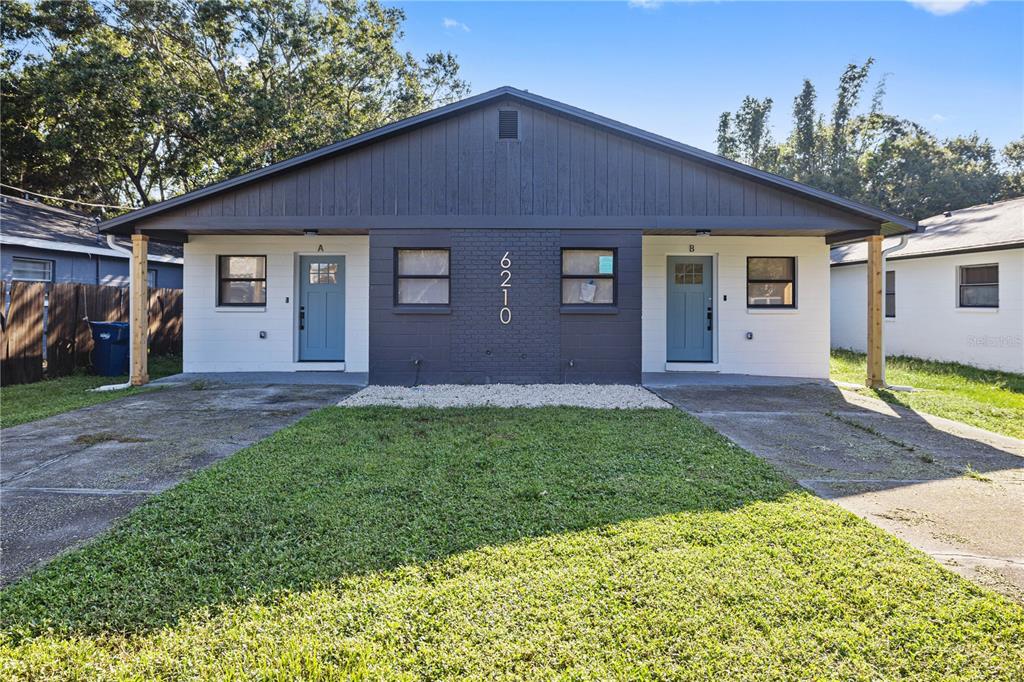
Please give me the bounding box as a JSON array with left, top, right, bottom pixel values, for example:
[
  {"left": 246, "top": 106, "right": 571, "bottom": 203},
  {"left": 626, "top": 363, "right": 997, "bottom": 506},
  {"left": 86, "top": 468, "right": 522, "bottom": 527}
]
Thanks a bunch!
[
  {"left": 1, "top": 380, "right": 359, "bottom": 585},
  {"left": 649, "top": 381, "right": 1024, "bottom": 601},
  {"left": 152, "top": 371, "right": 368, "bottom": 387}
]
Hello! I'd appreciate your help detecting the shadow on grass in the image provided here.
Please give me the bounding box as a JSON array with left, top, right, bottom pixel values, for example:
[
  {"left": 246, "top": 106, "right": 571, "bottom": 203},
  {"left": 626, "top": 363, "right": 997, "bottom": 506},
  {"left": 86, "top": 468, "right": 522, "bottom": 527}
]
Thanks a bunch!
[
  {"left": 871, "top": 387, "right": 914, "bottom": 410},
  {"left": 0, "top": 406, "right": 794, "bottom": 641},
  {"left": 832, "top": 348, "right": 1024, "bottom": 396}
]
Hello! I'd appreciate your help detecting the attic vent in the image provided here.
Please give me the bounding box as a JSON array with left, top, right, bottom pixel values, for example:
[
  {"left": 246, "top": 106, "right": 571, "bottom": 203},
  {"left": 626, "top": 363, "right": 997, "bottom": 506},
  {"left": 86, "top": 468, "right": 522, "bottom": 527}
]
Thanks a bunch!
[{"left": 498, "top": 110, "right": 519, "bottom": 140}]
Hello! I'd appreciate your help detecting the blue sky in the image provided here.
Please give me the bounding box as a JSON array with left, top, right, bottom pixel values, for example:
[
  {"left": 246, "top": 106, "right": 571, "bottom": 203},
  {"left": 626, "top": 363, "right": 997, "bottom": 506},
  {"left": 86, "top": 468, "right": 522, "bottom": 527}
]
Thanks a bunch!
[{"left": 389, "top": 1, "right": 1023, "bottom": 153}]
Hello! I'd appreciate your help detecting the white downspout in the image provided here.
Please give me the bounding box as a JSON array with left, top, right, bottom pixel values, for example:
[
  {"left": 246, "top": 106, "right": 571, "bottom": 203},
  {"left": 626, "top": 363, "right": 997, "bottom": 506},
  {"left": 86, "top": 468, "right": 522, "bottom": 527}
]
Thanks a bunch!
[
  {"left": 879, "top": 235, "right": 910, "bottom": 387},
  {"left": 91, "top": 235, "right": 135, "bottom": 391}
]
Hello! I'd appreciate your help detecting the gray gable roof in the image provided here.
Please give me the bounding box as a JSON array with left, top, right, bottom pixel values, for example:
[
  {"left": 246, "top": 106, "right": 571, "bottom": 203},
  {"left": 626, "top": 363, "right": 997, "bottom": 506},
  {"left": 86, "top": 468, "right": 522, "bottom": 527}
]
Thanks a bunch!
[
  {"left": 99, "top": 86, "right": 915, "bottom": 234},
  {"left": 831, "top": 197, "right": 1024, "bottom": 265},
  {"left": 1, "top": 195, "right": 183, "bottom": 260}
]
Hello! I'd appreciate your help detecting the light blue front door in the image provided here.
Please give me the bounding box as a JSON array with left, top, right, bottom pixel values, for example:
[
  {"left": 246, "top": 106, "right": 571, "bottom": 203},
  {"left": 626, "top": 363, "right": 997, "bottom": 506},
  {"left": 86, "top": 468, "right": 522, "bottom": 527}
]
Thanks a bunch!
[
  {"left": 299, "top": 256, "right": 345, "bottom": 361},
  {"left": 666, "top": 256, "right": 713, "bottom": 362}
]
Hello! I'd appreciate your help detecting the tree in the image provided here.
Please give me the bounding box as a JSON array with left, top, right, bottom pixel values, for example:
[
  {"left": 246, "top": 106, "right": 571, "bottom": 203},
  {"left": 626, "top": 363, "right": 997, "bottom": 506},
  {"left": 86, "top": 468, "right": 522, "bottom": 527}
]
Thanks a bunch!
[
  {"left": 827, "top": 58, "right": 873, "bottom": 195},
  {"left": 716, "top": 112, "right": 737, "bottom": 161},
  {"left": 1001, "top": 137, "right": 1024, "bottom": 197},
  {"left": 715, "top": 59, "right": 1022, "bottom": 220},
  {"left": 1, "top": 0, "right": 469, "bottom": 210},
  {"left": 717, "top": 96, "right": 778, "bottom": 171},
  {"left": 788, "top": 79, "right": 819, "bottom": 183}
]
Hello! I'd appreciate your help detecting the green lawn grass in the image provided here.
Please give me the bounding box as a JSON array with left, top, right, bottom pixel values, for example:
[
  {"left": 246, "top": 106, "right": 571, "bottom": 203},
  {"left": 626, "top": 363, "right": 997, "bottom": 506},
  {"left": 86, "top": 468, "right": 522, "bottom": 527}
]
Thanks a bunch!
[
  {"left": 2, "top": 407, "right": 1020, "bottom": 680},
  {"left": 830, "top": 349, "right": 1024, "bottom": 440},
  {"left": 0, "top": 355, "right": 182, "bottom": 429}
]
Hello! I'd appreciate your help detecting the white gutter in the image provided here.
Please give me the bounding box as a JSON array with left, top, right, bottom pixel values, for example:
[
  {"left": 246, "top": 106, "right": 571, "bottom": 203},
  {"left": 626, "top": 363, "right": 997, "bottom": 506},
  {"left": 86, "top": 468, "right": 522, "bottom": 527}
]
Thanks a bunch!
[
  {"left": 880, "top": 235, "right": 910, "bottom": 388},
  {"left": 90, "top": 235, "right": 136, "bottom": 391},
  {"left": 0, "top": 234, "right": 183, "bottom": 264},
  {"left": 105, "top": 233, "right": 131, "bottom": 256}
]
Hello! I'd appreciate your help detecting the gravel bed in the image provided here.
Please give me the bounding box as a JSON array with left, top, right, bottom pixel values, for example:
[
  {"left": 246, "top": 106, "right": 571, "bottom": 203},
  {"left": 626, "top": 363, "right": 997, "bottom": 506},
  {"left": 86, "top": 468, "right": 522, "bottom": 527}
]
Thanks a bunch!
[{"left": 338, "top": 384, "right": 672, "bottom": 409}]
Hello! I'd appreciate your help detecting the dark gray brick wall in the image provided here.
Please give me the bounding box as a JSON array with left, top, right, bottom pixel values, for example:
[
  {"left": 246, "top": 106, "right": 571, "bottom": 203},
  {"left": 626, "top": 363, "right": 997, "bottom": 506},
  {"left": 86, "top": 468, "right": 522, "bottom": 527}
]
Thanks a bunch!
[
  {"left": 448, "top": 229, "right": 561, "bottom": 383},
  {"left": 560, "top": 230, "right": 642, "bottom": 383},
  {"left": 368, "top": 228, "right": 641, "bottom": 385}
]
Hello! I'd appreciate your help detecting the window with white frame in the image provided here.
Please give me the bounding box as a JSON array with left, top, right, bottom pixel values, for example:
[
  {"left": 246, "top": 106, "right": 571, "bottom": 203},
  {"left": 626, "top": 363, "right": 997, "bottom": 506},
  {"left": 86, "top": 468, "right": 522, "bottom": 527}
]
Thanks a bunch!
[
  {"left": 12, "top": 257, "right": 54, "bottom": 282},
  {"left": 958, "top": 264, "right": 998, "bottom": 308},
  {"left": 147, "top": 269, "right": 157, "bottom": 288}
]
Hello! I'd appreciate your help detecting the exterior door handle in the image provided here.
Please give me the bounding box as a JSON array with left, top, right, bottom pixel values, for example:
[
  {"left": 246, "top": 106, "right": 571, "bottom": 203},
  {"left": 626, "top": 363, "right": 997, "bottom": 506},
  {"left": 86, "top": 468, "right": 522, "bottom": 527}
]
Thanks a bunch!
[
  {"left": 707, "top": 306, "right": 713, "bottom": 332},
  {"left": 299, "top": 305, "right": 305, "bottom": 331}
]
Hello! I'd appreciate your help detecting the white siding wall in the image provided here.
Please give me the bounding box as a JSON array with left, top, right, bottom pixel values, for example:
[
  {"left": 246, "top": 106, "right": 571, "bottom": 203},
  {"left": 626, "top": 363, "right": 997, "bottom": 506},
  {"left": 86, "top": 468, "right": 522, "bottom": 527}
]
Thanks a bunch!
[
  {"left": 830, "top": 249, "right": 1024, "bottom": 373},
  {"left": 642, "top": 236, "right": 831, "bottom": 378},
  {"left": 183, "top": 235, "right": 369, "bottom": 372}
]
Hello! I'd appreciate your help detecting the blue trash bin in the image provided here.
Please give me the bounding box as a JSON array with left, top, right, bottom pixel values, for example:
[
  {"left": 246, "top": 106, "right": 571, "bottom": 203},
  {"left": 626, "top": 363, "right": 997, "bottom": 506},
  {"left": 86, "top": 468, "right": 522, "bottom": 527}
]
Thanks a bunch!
[{"left": 89, "top": 321, "right": 130, "bottom": 376}]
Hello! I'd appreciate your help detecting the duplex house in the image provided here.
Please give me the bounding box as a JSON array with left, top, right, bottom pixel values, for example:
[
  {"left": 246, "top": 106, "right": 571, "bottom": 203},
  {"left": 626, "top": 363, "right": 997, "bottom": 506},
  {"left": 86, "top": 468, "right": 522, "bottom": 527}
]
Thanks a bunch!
[{"left": 98, "top": 87, "right": 914, "bottom": 385}]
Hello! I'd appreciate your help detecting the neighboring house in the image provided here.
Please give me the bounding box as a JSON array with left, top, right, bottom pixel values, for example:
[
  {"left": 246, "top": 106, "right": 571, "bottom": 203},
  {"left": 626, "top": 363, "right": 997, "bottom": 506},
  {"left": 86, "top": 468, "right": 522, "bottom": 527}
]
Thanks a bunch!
[
  {"left": 0, "top": 195, "right": 183, "bottom": 288},
  {"left": 831, "top": 198, "right": 1023, "bottom": 373},
  {"left": 98, "top": 86, "right": 914, "bottom": 383}
]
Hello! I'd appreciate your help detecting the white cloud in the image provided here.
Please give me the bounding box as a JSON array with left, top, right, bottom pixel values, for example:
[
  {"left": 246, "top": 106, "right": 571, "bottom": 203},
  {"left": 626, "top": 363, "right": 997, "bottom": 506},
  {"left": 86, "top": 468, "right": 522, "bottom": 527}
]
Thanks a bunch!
[
  {"left": 442, "top": 17, "right": 470, "bottom": 32},
  {"left": 931, "top": 113, "right": 949, "bottom": 122},
  {"left": 629, "top": 0, "right": 664, "bottom": 8},
  {"left": 907, "top": 0, "right": 986, "bottom": 16}
]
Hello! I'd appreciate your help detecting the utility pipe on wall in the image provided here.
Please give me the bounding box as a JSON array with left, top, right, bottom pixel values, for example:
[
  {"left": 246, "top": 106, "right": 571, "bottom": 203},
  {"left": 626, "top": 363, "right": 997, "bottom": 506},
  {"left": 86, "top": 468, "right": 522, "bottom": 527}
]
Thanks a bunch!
[{"left": 879, "top": 235, "right": 910, "bottom": 387}]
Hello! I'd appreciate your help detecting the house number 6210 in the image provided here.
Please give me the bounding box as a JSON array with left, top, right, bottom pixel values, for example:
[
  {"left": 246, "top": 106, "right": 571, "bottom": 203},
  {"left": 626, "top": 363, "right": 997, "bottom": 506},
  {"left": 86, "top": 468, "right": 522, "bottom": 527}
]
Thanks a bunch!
[{"left": 499, "top": 251, "right": 512, "bottom": 325}]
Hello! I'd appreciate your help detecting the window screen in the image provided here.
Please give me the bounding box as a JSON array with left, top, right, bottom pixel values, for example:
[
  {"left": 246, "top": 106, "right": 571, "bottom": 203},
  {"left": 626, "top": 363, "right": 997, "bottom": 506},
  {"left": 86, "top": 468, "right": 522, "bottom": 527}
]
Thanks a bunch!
[
  {"left": 12, "top": 257, "right": 53, "bottom": 282},
  {"left": 959, "top": 264, "right": 998, "bottom": 308},
  {"left": 218, "top": 256, "right": 267, "bottom": 306},
  {"left": 395, "top": 249, "right": 450, "bottom": 305},
  {"left": 561, "top": 249, "right": 615, "bottom": 305},
  {"left": 747, "top": 257, "right": 795, "bottom": 308}
]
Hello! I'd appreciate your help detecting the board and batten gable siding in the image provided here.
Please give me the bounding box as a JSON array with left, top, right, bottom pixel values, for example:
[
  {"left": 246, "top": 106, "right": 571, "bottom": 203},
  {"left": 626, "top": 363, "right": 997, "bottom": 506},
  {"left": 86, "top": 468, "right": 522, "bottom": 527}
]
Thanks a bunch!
[
  {"left": 157, "top": 100, "right": 858, "bottom": 224},
  {"left": 642, "top": 236, "right": 832, "bottom": 378},
  {"left": 831, "top": 248, "right": 1024, "bottom": 373},
  {"left": 182, "top": 235, "right": 369, "bottom": 373}
]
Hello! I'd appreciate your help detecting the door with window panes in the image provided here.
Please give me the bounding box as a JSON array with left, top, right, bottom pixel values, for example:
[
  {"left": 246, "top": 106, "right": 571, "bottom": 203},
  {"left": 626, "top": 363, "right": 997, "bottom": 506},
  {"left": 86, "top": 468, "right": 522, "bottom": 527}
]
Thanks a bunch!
[
  {"left": 667, "top": 256, "right": 714, "bottom": 362},
  {"left": 299, "top": 256, "right": 345, "bottom": 361}
]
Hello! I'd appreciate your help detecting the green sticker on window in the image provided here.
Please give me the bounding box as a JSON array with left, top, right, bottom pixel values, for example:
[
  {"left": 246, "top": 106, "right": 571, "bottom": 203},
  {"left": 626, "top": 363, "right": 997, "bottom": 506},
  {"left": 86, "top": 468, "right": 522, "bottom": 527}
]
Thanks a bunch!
[{"left": 598, "top": 255, "right": 613, "bottom": 274}]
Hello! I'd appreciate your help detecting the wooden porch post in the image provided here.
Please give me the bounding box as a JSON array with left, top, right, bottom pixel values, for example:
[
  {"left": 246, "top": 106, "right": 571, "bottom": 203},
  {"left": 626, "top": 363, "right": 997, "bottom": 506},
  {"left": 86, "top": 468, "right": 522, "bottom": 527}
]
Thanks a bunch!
[
  {"left": 866, "top": 235, "right": 884, "bottom": 388},
  {"left": 130, "top": 233, "right": 150, "bottom": 386}
]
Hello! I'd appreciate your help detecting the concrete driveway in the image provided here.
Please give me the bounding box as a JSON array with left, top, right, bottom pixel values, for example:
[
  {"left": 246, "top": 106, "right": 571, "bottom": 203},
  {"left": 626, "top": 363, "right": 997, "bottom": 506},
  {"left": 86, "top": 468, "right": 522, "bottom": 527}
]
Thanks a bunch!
[
  {"left": 650, "top": 379, "right": 1024, "bottom": 602},
  {"left": 1, "top": 378, "right": 360, "bottom": 585}
]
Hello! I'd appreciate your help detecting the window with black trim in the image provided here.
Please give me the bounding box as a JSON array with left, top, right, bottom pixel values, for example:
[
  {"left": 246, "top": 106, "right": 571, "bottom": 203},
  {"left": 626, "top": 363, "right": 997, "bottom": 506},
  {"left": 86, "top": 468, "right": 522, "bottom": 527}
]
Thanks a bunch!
[
  {"left": 885, "top": 270, "right": 895, "bottom": 318},
  {"left": 959, "top": 264, "right": 998, "bottom": 308},
  {"left": 561, "top": 249, "right": 615, "bottom": 305},
  {"left": 747, "top": 257, "right": 795, "bottom": 308},
  {"left": 395, "top": 249, "right": 450, "bottom": 305},
  {"left": 218, "top": 256, "right": 266, "bottom": 306},
  {"left": 12, "top": 257, "right": 53, "bottom": 282}
]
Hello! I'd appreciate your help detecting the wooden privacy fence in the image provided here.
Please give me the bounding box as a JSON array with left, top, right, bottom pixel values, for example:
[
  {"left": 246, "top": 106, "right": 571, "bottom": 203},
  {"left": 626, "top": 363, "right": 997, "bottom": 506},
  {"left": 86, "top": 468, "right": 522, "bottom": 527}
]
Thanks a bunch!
[{"left": 0, "top": 282, "right": 182, "bottom": 386}]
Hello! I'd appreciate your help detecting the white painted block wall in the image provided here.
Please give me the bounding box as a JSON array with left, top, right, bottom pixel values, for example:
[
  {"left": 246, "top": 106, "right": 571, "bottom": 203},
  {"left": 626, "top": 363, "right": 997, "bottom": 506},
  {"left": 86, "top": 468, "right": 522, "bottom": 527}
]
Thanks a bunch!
[
  {"left": 642, "top": 236, "right": 831, "bottom": 378},
  {"left": 182, "top": 235, "right": 369, "bottom": 372},
  {"left": 831, "top": 249, "right": 1024, "bottom": 373}
]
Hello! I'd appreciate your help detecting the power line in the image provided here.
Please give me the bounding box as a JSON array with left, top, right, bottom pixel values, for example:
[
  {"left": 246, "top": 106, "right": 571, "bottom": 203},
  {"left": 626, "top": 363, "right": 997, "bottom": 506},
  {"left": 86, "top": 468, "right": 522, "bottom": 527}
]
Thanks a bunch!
[{"left": 0, "top": 183, "right": 136, "bottom": 211}]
